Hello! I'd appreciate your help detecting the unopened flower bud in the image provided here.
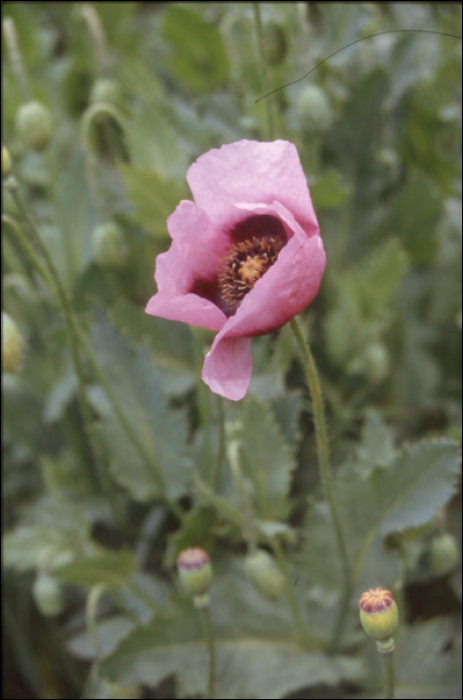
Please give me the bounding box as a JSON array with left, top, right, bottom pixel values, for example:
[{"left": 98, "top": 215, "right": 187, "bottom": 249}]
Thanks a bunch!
[
  {"left": 2, "top": 312, "right": 23, "bottom": 373},
  {"left": 32, "top": 573, "right": 64, "bottom": 617},
  {"left": 297, "top": 84, "right": 333, "bottom": 134},
  {"left": 428, "top": 533, "right": 459, "bottom": 577},
  {"left": 15, "top": 101, "right": 52, "bottom": 151},
  {"left": 244, "top": 548, "right": 285, "bottom": 600},
  {"left": 177, "top": 547, "right": 212, "bottom": 600},
  {"left": 359, "top": 587, "right": 398, "bottom": 653},
  {"left": 264, "top": 21, "right": 287, "bottom": 65},
  {"left": 363, "top": 342, "right": 390, "bottom": 383},
  {"left": 93, "top": 222, "right": 128, "bottom": 269},
  {"left": 90, "top": 78, "right": 124, "bottom": 108},
  {"left": 2, "top": 143, "right": 12, "bottom": 178}
]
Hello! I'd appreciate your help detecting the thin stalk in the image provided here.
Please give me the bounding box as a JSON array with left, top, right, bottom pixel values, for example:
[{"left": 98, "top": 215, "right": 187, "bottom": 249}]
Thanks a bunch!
[
  {"left": 80, "top": 4, "right": 111, "bottom": 75},
  {"left": 227, "top": 440, "right": 256, "bottom": 551},
  {"left": 191, "top": 328, "right": 212, "bottom": 484},
  {"left": 8, "top": 184, "right": 184, "bottom": 522},
  {"left": 382, "top": 650, "right": 395, "bottom": 699},
  {"left": 74, "top": 325, "right": 184, "bottom": 522},
  {"left": 212, "top": 395, "right": 226, "bottom": 491},
  {"left": 271, "top": 538, "right": 314, "bottom": 649},
  {"left": 3, "top": 16, "right": 30, "bottom": 101},
  {"left": 228, "top": 441, "right": 311, "bottom": 647},
  {"left": 8, "top": 187, "right": 106, "bottom": 496},
  {"left": 289, "top": 316, "right": 352, "bottom": 649},
  {"left": 252, "top": 2, "right": 274, "bottom": 141},
  {"left": 198, "top": 606, "right": 216, "bottom": 699},
  {"left": 2, "top": 213, "right": 55, "bottom": 292},
  {"left": 86, "top": 584, "right": 109, "bottom": 662}
]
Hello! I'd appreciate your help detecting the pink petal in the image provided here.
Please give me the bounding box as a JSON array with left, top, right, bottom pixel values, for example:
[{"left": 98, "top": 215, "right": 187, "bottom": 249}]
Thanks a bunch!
[
  {"left": 187, "top": 140, "right": 319, "bottom": 235},
  {"left": 226, "top": 233, "right": 326, "bottom": 337},
  {"left": 201, "top": 205, "right": 326, "bottom": 401},
  {"left": 202, "top": 336, "right": 253, "bottom": 401},
  {"left": 145, "top": 200, "right": 228, "bottom": 331},
  {"left": 145, "top": 292, "right": 226, "bottom": 331},
  {"left": 222, "top": 202, "right": 326, "bottom": 337}
]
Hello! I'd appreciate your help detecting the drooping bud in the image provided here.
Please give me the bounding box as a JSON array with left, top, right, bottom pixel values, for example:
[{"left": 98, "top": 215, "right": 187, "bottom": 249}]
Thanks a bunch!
[
  {"left": 177, "top": 547, "right": 212, "bottom": 607},
  {"left": 15, "top": 100, "right": 52, "bottom": 151},
  {"left": 244, "top": 548, "right": 285, "bottom": 600},
  {"left": 359, "top": 587, "right": 398, "bottom": 653},
  {"left": 428, "top": 533, "right": 459, "bottom": 577},
  {"left": 32, "top": 573, "right": 64, "bottom": 617},
  {"left": 2, "top": 311, "right": 23, "bottom": 373}
]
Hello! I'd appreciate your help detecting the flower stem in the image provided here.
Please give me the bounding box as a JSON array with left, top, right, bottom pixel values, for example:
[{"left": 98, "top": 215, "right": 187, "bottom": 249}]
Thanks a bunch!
[
  {"left": 86, "top": 583, "right": 109, "bottom": 662},
  {"left": 289, "top": 316, "right": 352, "bottom": 649},
  {"left": 79, "top": 4, "right": 111, "bottom": 75},
  {"left": 212, "top": 395, "right": 226, "bottom": 491},
  {"left": 271, "top": 537, "right": 315, "bottom": 649},
  {"left": 3, "top": 16, "right": 30, "bottom": 101},
  {"left": 382, "top": 650, "right": 395, "bottom": 699},
  {"left": 8, "top": 185, "right": 109, "bottom": 498},
  {"left": 7, "top": 183, "right": 183, "bottom": 523},
  {"left": 253, "top": 2, "right": 274, "bottom": 141},
  {"left": 198, "top": 605, "right": 216, "bottom": 700},
  {"left": 191, "top": 328, "right": 213, "bottom": 485},
  {"left": 227, "top": 440, "right": 256, "bottom": 551}
]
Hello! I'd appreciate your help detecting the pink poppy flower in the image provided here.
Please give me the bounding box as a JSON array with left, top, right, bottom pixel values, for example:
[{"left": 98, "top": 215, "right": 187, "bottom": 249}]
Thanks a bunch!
[{"left": 145, "top": 140, "right": 326, "bottom": 401}]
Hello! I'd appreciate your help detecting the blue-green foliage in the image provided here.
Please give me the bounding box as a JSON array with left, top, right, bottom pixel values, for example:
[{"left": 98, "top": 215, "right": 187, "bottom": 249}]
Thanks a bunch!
[{"left": 2, "top": 2, "right": 461, "bottom": 698}]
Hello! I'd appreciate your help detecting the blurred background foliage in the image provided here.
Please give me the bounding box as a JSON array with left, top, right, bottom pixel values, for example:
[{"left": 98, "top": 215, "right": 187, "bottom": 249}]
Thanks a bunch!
[{"left": 2, "top": 2, "right": 462, "bottom": 699}]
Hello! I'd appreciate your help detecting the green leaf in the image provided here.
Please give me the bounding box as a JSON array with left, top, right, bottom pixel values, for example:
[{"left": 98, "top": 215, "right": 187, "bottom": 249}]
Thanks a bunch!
[
  {"left": 310, "top": 169, "right": 352, "bottom": 210},
  {"left": 2, "top": 496, "right": 94, "bottom": 573},
  {"left": 101, "top": 557, "right": 364, "bottom": 699},
  {"left": 336, "top": 439, "right": 460, "bottom": 589},
  {"left": 67, "top": 615, "right": 136, "bottom": 661},
  {"left": 118, "top": 163, "right": 186, "bottom": 237},
  {"left": 237, "top": 399, "right": 296, "bottom": 521},
  {"left": 380, "top": 171, "right": 442, "bottom": 265},
  {"left": 89, "top": 310, "right": 192, "bottom": 502},
  {"left": 162, "top": 6, "right": 230, "bottom": 94},
  {"left": 271, "top": 391, "right": 303, "bottom": 449},
  {"left": 343, "top": 238, "right": 409, "bottom": 318},
  {"left": 357, "top": 410, "right": 396, "bottom": 473},
  {"left": 302, "top": 439, "right": 460, "bottom": 597},
  {"left": 394, "top": 617, "right": 462, "bottom": 699},
  {"left": 51, "top": 150, "right": 98, "bottom": 285},
  {"left": 108, "top": 303, "right": 196, "bottom": 397},
  {"left": 55, "top": 545, "right": 135, "bottom": 588}
]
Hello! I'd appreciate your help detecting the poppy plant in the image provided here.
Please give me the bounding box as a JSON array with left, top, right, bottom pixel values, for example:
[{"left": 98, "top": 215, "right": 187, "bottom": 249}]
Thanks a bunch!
[{"left": 145, "top": 140, "right": 326, "bottom": 401}]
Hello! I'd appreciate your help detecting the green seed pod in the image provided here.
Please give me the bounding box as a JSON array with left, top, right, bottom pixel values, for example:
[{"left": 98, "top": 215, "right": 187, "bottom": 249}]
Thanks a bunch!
[
  {"left": 363, "top": 342, "right": 390, "bottom": 383},
  {"left": 15, "top": 100, "right": 52, "bottom": 151},
  {"left": 89, "top": 78, "right": 124, "bottom": 108},
  {"left": 2, "top": 312, "right": 23, "bottom": 373},
  {"left": 264, "top": 21, "right": 287, "bottom": 66},
  {"left": 297, "top": 84, "right": 333, "bottom": 134},
  {"left": 177, "top": 547, "right": 212, "bottom": 597},
  {"left": 93, "top": 222, "right": 128, "bottom": 269},
  {"left": 244, "top": 549, "right": 285, "bottom": 600},
  {"left": 32, "top": 573, "right": 64, "bottom": 617},
  {"left": 359, "top": 587, "right": 398, "bottom": 651},
  {"left": 429, "top": 533, "right": 459, "bottom": 577}
]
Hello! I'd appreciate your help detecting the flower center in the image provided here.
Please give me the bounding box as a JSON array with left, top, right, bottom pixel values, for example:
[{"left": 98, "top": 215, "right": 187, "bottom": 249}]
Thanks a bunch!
[{"left": 218, "top": 236, "right": 283, "bottom": 314}]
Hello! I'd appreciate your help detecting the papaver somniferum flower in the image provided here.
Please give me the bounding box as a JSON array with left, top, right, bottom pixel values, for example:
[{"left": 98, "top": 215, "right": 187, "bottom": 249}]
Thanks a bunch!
[{"left": 145, "top": 140, "right": 326, "bottom": 401}]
